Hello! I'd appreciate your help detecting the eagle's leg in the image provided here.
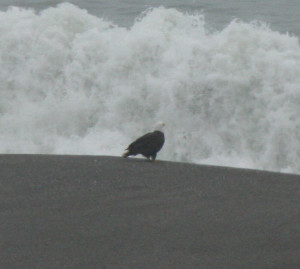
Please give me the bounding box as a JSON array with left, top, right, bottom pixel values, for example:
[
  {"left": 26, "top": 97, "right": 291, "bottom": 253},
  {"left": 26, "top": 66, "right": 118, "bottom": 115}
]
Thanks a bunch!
[{"left": 151, "top": 153, "right": 157, "bottom": 161}]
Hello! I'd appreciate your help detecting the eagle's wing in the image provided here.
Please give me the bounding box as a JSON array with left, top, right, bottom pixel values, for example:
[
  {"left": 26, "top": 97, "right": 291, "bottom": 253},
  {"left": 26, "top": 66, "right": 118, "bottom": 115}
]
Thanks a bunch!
[{"left": 127, "top": 132, "right": 154, "bottom": 151}]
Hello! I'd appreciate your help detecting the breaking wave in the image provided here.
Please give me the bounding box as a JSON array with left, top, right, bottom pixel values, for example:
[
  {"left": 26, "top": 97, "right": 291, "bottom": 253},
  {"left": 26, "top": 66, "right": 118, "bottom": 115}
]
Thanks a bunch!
[{"left": 1, "top": 3, "right": 300, "bottom": 174}]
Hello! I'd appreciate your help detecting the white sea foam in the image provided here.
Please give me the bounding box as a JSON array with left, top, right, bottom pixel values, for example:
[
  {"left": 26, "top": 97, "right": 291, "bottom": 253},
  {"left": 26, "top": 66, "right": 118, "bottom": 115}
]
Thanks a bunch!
[{"left": 1, "top": 3, "right": 300, "bottom": 174}]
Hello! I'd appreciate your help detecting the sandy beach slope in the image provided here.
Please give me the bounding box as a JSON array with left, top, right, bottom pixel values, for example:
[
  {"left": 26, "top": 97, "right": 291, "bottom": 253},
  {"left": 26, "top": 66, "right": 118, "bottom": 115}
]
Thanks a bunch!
[{"left": 0, "top": 155, "right": 299, "bottom": 269}]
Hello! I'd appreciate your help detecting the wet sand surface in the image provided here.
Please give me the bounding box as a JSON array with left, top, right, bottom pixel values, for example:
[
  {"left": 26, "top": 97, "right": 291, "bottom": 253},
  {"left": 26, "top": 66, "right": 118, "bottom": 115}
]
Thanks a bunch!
[{"left": 0, "top": 155, "right": 299, "bottom": 269}]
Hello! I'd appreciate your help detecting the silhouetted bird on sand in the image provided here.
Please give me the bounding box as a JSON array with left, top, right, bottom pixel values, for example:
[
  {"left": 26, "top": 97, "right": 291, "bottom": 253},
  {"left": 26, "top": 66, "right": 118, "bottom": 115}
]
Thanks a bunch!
[{"left": 122, "top": 122, "right": 165, "bottom": 161}]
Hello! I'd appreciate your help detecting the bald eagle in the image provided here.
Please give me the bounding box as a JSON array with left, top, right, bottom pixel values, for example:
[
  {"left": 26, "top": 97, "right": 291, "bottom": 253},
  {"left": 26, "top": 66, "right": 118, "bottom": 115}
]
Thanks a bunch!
[{"left": 122, "top": 122, "right": 165, "bottom": 161}]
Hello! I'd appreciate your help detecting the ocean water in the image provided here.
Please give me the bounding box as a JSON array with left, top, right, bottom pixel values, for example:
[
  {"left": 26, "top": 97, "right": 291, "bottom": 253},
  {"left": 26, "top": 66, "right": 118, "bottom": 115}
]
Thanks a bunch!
[{"left": 0, "top": 1, "right": 300, "bottom": 174}]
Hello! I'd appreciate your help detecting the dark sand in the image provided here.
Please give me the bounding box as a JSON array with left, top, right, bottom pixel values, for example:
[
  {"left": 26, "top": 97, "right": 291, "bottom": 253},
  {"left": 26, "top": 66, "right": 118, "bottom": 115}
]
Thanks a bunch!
[{"left": 0, "top": 155, "right": 299, "bottom": 269}]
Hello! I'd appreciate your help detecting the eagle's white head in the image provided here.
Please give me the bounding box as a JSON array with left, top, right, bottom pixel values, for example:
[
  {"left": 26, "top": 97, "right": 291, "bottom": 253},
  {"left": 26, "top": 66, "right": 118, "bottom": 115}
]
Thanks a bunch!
[{"left": 154, "top": 121, "right": 165, "bottom": 131}]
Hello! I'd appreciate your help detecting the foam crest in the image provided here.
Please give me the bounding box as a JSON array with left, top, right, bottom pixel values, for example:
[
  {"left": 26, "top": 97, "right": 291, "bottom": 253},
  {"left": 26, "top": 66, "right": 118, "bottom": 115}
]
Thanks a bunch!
[{"left": 0, "top": 3, "right": 300, "bottom": 174}]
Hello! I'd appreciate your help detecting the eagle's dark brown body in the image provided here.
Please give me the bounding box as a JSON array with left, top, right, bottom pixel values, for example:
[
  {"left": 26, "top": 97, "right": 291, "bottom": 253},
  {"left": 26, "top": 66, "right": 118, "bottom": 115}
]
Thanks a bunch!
[{"left": 122, "top": 130, "right": 165, "bottom": 160}]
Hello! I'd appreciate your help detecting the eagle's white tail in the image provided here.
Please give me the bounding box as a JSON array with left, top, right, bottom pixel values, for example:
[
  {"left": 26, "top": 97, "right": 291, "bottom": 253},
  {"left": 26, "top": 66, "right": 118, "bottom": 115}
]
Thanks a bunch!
[{"left": 122, "top": 151, "right": 130, "bottom": 158}]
